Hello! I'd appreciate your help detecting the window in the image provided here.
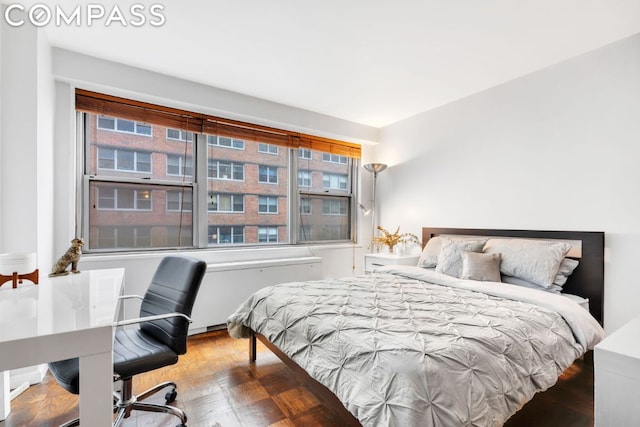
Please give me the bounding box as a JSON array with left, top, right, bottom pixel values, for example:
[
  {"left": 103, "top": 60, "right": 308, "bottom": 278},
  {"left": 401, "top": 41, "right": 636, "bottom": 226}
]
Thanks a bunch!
[
  {"left": 298, "top": 170, "right": 311, "bottom": 187},
  {"left": 208, "top": 193, "right": 244, "bottom": 212},
  {"left": 97, "top": 115, "right": 152, "bottom": 136},
  {"left": 208, "top": 135, "right": 244, "bottom": 150},
  {"left": 167, "top": 190, "right": 192, "bottom": 212},
  {"left": 322, "top": 199, "right": 348, "bottom": 215},
  {"left": 98, "top": 148, "right": 151, "bottom": 173},
  {"left": 258, "top": 143, "right": 278, "bottom": 154},
  {"left": 322, "top": 153, "right": 348, "bottom": 164},
  {"left": 96, "top": 186, "right": 152, "bottom": 211},
  {"left": 208, "top": 160, "right": 244, "bottom": 181},
  {"left": 78, "top": 90, "right": 360, "bottom": 251},
  {"left": 96, "top": 226, "right": 152, "bottom": 249},
  {"left": 259, "top": 196, "right": 278, "bottom": 214},
  {"left": 300, "top": 198, "right": 311, "bottom": 215},
  {"left": 167, "top": 155, "right": 193, "bottom": 177},
  {"left": 299, "top": 148, "right": 312, "bottom": 160},
  {"left": 258, "top": 226, "right": 278, "bottom": 243},
  {"left": 258, "top": 165, "right": 278, "bottom": 184},
  {"left": 166, "top": 128, "right": 194, "bottom": 142},
  {"left": 209, "top": 225, "right": 245, "bottom": 244},
  {"left": 322, "top": 173, "right": 348, "bottom": 191}
]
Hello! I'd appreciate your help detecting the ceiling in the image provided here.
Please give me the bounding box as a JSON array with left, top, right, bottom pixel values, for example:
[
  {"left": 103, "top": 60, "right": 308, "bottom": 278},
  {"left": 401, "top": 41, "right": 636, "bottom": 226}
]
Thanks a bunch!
[{"left": 26, "top": 0, "right": 640, "bottom": 127}]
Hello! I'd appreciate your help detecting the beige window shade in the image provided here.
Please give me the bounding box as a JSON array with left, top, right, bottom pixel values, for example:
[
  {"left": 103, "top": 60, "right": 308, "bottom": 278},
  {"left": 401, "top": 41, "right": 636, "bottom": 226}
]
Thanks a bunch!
[{"left": 76, "top": 89, "right": 361, "bottom": 158}]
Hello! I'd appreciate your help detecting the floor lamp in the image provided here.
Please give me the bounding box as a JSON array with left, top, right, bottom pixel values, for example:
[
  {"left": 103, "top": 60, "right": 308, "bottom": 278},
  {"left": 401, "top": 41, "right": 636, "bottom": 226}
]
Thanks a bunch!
[{"left": 363, "top": 163, "right": 387, "bottom": 246}]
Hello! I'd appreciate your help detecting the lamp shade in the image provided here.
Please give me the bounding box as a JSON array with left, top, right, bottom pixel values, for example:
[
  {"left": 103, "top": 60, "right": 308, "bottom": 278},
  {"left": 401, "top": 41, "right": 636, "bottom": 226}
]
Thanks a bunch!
[
  {"left": 0, "top": 253, "right": 37, "bottom": 275},
  {"left": 363, "top": 163, "right": 388, "bottom": 174}
]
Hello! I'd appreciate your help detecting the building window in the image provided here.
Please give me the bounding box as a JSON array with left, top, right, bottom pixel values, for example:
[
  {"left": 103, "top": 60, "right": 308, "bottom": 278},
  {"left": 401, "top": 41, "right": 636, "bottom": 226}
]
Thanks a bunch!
[
  {"left": 322, "top": 153, "right": 348, "bottom": 164},
  {"left": 98, "top": 148, "right": 151, "bottom": 173},
  {"left": 207, "top": 135, "right": 244, "bottom": 150},
  {"left": 209, "top": 225, "right": 245, "bottom": 244},
  {"left": 208, "top": 193, "right": 244, "bottom": 212},
  {"left": 97, "top": 186, "right": 152, "bottom": 211},
  {"left": 167, "top": 155, "right": 193, "bottom": 177},
  {"left": 258, "top": 196, "right": 278, "bottom": 214},
  {"left": 258, "top": 226, "right": 278, "bottom": 243},
  {"left": 322, "top": 173, "right": 348, "bottom": 190},
  {"left": 300, "top": 198, "right": 311, "bottom": 215},
  {"left": 96, "top": 226, "right": 152, "bottom": 249},
  {"left": 97, "top": 115, "right": 152, "bottom": 136},
  {"left": 298, "top": 170, "right": 311, "bottom": 187},
  {"left": 258, "top": 143, "right": 278, "bottom": 155},
  {"left": 208, "top": 160, "right": 244, "bottom": 181},
  {"left": 299, "top": 148, "right": 312, "bottom": 160},
  {"left": 322, "top": 199, "right": 348, "bottom": 215},
  {"left": 167, "top": 190, "right": 193, "bottom": 212},
  {"left": 166, "top": 128, "right": 194, "bottom": 142},
  {"left": 258, "top": 165, "right": 278, "bottom": 184}
]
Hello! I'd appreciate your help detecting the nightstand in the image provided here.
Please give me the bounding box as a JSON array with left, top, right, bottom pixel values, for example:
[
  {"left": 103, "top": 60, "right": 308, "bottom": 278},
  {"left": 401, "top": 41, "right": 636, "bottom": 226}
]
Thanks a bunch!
[{"left": 364, "top": 253, "right": 420, "bottom": 273}]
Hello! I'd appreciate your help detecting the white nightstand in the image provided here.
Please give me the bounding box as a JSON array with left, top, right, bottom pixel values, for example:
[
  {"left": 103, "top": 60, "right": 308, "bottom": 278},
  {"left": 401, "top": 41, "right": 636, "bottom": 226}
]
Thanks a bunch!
[
  {"left": 595, "top": 316, "right": 640, "bottom": 426},
  {"left": 364, "top": 253, "right": 420, "bottom": 273}
]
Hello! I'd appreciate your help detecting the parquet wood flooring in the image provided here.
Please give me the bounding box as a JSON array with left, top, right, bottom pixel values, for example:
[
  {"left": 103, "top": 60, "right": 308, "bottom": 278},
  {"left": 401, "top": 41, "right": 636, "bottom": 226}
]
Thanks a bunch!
[{"left": 1, "top": 330, "right": 594, "bottom": 426}]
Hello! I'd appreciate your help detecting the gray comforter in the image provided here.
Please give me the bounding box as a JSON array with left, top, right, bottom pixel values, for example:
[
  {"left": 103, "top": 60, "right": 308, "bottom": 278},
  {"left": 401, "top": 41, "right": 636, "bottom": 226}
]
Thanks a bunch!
[{"left": 227, "top": 266, "right": 605, "bottom": 427}]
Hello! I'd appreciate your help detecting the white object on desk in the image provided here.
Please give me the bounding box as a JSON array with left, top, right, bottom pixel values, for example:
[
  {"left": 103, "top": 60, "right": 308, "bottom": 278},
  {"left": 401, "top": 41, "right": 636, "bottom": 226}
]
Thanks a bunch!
[
  {"left": 364, "top": 253, "right": 420, "bottom": 273},
  {"left": 595, "top": 315, "right": 640, "bottom": 426},
  {"left": 0, "top": 269, "right": 124, "bottom": 425}
]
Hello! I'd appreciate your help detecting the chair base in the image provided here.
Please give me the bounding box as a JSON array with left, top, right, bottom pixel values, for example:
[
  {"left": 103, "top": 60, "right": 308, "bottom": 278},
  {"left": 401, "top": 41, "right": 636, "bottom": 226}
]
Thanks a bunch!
[{"left": 59, "top": 378, "right": 187, "bottom": 427}]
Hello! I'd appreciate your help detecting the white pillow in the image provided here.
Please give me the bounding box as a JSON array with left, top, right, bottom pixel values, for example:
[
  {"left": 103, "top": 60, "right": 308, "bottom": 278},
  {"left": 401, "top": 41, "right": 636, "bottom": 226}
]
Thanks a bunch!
[
  {"left": 483, "top": 239, "right": 571, "bottom": 288},
  {"left": 554, "top": 258, "right": 579, "bottom": 286},
  {"left": 502, "top": 275, "right": 563, "bottom": 293},
  {"left": 435, "top": 238, "right": 488, "bottom": 278},
  {"left": 417, "top": 236, "right": 442, "bottom": 268}
]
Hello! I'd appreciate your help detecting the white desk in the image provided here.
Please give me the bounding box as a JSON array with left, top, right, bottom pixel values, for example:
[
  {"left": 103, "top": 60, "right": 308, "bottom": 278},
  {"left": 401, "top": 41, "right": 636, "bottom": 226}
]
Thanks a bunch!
[{"left": 0, "top": 269, "right": 124, "bottom": 425}]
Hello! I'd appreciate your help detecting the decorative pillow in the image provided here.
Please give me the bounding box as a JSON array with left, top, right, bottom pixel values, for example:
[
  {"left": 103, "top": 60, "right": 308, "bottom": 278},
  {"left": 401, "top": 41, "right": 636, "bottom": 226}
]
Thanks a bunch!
[
  {"left": 460, "top": 251, "right": 502, "bottom": 282},
  {"left": 417, "top": 237, "right": 442, "bottom": 268},
  {"left": 553, "top": 258, "right": 579, "bottom": 286},
  {"left": 502, "top": 275, "right": 563, "bottom": 294},
  {"left": 483, "top": 239, "right": 571, "bottom": 288},
  {"left": 435, "top": 238, "right": 488, "bottom": 278}
]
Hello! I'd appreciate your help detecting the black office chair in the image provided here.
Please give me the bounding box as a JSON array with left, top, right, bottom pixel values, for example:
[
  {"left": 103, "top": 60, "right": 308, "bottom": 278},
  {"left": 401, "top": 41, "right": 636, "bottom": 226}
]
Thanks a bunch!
[{"left": 48, "top": 256, "right": 207, "bottom": 427}]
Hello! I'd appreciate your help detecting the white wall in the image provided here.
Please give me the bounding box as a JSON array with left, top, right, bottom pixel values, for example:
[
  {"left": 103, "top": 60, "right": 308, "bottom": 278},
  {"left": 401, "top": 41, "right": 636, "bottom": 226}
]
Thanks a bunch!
[
  {"left": 0, "top": 15, "right": 55, "bottom": 272},
  {"left": 375, "top": 33, "right": 640, "bottom": 333}
]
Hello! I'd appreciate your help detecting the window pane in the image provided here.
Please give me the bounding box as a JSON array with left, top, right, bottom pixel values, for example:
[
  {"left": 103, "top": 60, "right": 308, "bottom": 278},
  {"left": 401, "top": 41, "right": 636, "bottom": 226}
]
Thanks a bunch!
[
  {"left": 206, "top": 133, "right": 288, "bottom": 246},
  {"left": 299, "top": 196, "right": 351, "bottom": 242},
  {"left": 88, "top": 181, "right": 193, "bottom": 250},
  {"left": 87, "top": 114, "right": 191, "bottom": 182}
]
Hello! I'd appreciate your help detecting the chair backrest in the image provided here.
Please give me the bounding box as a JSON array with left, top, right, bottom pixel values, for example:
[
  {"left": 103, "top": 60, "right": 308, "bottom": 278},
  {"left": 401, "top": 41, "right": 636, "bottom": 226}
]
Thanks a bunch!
[{"left": 140, "top": 256, "right": 207, "bottom": 354}]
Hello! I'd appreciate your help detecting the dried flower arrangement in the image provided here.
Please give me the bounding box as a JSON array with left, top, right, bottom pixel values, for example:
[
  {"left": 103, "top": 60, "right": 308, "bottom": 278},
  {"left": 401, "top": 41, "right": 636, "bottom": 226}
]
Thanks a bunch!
[{"left": 371, "top": 226, "right": 420, "bottom": 253}]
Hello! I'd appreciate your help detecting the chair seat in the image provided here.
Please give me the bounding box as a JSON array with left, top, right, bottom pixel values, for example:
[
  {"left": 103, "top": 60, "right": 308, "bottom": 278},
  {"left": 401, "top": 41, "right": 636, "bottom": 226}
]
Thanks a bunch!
[{"left": 49, "top": 328, "right": 178, "bottom": 394}]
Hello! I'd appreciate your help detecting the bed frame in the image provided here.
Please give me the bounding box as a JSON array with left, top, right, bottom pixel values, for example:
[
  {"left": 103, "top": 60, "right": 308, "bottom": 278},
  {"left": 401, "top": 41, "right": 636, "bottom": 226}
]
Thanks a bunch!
[{"left": 247, "top": 227, "right": 605, "bottom": 425}]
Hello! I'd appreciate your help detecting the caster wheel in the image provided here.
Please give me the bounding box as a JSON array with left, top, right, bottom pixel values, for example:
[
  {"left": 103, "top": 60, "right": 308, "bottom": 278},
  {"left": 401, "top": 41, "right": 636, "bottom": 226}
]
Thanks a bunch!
[{"left": 165, "top": 388, "right": 177, "bottom": 403}]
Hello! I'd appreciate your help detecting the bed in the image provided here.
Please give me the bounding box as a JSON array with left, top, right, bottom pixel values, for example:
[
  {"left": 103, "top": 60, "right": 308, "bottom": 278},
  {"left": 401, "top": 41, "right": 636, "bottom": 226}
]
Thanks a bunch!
[{"left": 227, "top": 227, "right": 606, "bottom": 426}]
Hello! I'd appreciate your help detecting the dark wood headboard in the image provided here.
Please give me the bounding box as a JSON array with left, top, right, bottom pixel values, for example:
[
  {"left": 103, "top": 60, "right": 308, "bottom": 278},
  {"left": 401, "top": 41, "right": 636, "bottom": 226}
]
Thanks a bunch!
[{"left": 422, "top": 227, "right": 605, "bottom": 325}]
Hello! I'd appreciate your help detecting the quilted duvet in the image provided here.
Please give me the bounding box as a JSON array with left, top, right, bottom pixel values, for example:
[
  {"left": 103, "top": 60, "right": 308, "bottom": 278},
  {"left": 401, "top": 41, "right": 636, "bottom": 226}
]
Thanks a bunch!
[{"left": 227, "top": 266, "right": 605, "bottom": 427}]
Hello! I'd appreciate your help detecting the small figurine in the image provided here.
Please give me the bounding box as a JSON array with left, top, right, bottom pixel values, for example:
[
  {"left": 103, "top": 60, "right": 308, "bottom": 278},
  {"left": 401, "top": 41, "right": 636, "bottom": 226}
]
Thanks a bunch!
[{"left": 49, "top": 238, "right": 84, "bottom": 277}]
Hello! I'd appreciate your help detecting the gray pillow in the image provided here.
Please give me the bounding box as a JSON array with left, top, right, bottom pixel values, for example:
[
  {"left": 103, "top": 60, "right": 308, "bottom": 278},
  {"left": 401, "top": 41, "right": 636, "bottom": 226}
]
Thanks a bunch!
[
  {"left": 417, "top": 236, "right": 442, "bottom": 268},
  {"left": 435, "top": 238, "right": 488, "bottom": 278},
  {"left": 461, "top": 251, "right": 502, "bottom": 282},
  {"left": 483, "top": 239, "right": 571, "bottom": 288}
]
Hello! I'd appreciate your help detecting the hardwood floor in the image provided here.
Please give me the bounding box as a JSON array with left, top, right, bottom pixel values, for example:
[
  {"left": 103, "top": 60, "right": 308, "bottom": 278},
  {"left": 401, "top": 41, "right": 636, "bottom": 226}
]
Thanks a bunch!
[{"left": 1, "top": 330, "right": 594, "bottom": 427}]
